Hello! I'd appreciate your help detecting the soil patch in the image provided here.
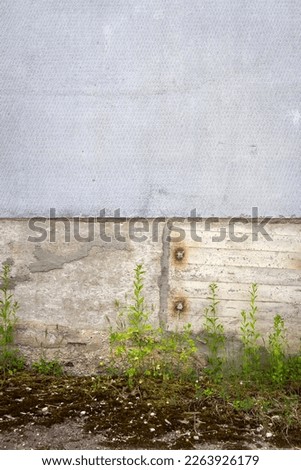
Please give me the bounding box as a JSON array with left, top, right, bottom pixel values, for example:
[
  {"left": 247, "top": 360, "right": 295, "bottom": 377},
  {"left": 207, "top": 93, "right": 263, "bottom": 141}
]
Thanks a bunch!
[{"left": 0, "top": 373, "right": 299, "bottom": 450}]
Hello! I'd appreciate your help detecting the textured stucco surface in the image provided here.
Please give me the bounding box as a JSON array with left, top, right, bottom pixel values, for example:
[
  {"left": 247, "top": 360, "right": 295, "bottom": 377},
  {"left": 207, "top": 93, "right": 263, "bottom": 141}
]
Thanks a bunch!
[
  {"left": 0, "top": 218, "right": 300, "bottom": 373},
  {"left": 0, "top": 0, "right": 300, "bottom": 217}
]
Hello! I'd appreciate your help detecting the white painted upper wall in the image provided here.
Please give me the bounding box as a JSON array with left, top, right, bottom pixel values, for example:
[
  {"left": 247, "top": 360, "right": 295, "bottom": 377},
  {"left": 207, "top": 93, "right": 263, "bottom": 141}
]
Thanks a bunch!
[{"left": 0, "top": 0, "right": 300, "bottom": 217}]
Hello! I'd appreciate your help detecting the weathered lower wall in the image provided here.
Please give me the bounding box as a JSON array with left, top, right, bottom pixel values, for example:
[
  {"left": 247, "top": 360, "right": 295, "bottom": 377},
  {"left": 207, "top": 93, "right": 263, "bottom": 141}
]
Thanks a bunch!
[{"left": 0, "top": 218, "right": 300, "bottom": 373}]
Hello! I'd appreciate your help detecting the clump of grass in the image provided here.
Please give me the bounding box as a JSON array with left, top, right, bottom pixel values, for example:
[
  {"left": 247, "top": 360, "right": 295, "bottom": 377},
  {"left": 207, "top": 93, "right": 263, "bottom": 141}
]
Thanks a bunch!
[
  {"left": 32, "top": 357, "right": 63, "bottom": 376},
  {"left": 32, "top": 326, "right": 63, "bottom": 376},
  {"left": 157, "top": 324, "right": 198, "bottom": 382},
  {"left": 286, "top": 353, "right": 301, "bottom": 386}
]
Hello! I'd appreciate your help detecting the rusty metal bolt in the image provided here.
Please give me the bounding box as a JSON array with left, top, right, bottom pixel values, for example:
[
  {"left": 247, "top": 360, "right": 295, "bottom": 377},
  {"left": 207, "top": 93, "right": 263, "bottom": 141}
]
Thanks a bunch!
[
  {"left": 175, "top": 301, "right": 184, "bottom": 312},
  {"left": 175, "top": 248, "right": 185, "bottom": 261}
]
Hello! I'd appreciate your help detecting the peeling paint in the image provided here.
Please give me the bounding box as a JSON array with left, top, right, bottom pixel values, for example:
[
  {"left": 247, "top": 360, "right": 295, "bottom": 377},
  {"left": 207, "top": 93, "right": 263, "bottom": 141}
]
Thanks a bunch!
[{"left": 29, "top": 240, "right": 131, "bottom": 273}]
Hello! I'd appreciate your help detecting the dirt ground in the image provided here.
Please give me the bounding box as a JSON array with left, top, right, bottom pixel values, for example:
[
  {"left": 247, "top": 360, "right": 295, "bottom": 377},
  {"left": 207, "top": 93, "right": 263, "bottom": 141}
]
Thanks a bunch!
[{"left": 0, "top": 373, "right": 299, "bottom": 450}]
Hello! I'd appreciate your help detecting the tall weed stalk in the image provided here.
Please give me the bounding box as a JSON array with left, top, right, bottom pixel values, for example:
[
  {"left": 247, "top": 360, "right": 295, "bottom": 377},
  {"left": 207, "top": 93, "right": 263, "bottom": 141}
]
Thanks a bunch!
[
  {"left": 268, "top": 314, "right": 287, "bottom": 385},
  {"left": 203, "top": 283, "right": 226, "bottom": 382},
  {"left": 240, "top": 283, "right": 261, "bottom": 380}
]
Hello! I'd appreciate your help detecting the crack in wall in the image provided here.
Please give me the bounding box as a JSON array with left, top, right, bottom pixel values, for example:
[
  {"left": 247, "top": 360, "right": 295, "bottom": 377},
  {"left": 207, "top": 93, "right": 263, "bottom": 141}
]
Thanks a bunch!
[{"left": 158, "top": 220, "right": 171, "bottom": 328}]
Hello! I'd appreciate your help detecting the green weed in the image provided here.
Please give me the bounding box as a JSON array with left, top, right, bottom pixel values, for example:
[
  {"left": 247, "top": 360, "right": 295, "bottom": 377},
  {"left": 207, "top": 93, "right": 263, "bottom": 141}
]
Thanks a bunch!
[
  {"left": 203, "top": 283, "right": 226, "bottom": 382},
  {"left": 109, "top": 264, "right": 197, "bottom": 386},
  {"left": 286, "top": 354, "right": 301, "bottom": 385},
  {"left": 232, "top": 397, "right": 256, "bottom": 412},
  {"left": 157, "top": 324, "right": 198, "bottom": 382},
  {"left": 109, "top": 264, "right": 158, "bottom": 384},
  {"left": 0, "top": 264, "right": 24, "bottom": 377},
  {"left": 240, "top": 283, "right": 261, "bottom": 380},
  {"left": 268, "top": 314, "right": 287, "bottom": 385},
  {"left": 33, "top": 326, "right": 63, "bottom": 376},
  {"left": 32, "top": 357, "right": 63, "bottom": 376}
]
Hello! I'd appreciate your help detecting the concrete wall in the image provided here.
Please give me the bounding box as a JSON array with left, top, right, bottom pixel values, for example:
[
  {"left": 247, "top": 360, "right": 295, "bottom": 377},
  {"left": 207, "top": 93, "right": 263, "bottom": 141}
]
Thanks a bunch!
[
  {"left": 1, "top": 0, "right": 300, "bottom": 218},
  {"left": 0, "top": 218, "right": 300, "bottom": 373},
  {"left": 1, "top": 1, "right": 300, "bottom": 372}
]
